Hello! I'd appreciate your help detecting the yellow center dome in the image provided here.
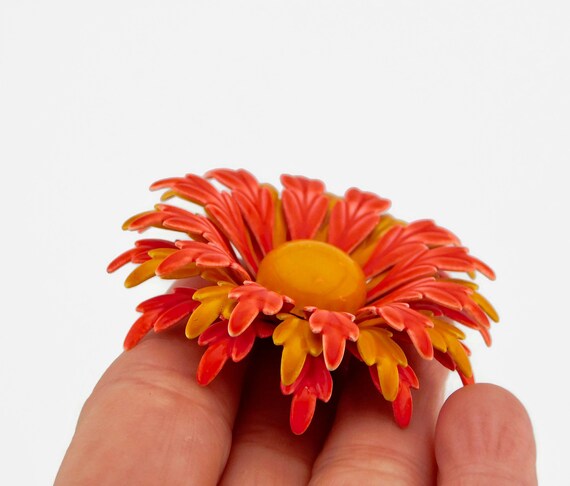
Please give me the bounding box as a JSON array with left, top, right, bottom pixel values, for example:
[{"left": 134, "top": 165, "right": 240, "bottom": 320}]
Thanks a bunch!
[{"left": 256, "top": 240, "right": 367, "bottom": 314}]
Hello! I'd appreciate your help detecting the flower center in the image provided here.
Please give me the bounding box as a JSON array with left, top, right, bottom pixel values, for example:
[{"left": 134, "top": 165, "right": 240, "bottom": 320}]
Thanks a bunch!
[{"left": 256, "top": 240, "right": 367, "bottom": 314}]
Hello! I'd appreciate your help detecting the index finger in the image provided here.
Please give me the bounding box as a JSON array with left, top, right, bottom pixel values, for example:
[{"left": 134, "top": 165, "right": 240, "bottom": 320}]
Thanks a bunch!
[{"left": 55, "top": 326, "right": 244, "bottom": 485}]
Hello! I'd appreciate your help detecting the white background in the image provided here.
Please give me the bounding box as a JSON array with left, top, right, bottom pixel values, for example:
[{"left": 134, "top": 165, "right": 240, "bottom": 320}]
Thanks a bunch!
[{"left": 1, "top": 1, "right": 569, "bottom": 484}]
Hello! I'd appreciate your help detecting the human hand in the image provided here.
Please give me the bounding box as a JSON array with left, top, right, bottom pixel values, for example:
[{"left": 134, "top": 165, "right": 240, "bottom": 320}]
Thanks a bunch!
[{"left": 56, "top": 326, "right": 537, "bottom": 485}]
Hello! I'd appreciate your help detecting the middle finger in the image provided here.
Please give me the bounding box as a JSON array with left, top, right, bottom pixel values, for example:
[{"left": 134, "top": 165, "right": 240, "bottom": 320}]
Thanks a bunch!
[{"left": 310, "top": 352, "right": 448, "bottom": 485}]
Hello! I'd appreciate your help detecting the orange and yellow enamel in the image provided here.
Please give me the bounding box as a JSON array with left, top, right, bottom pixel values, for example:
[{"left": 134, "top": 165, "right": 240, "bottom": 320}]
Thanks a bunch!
[
  {"left": 109, "top": 169, "right": 498, "bottom": 434},
  {"left": 257, "top": 240, "right": 367, "bottom": 314}
]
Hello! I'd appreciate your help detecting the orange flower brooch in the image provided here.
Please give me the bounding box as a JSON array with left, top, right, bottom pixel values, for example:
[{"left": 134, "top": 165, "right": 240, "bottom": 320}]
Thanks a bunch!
[{"left": 108, "top": 169, "right": 498, "bottom": 434}]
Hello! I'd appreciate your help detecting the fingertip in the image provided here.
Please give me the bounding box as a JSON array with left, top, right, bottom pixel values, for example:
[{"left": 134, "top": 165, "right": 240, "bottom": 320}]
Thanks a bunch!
[{"left": 435, "top": 383, "right": 537, "bottom": 485}]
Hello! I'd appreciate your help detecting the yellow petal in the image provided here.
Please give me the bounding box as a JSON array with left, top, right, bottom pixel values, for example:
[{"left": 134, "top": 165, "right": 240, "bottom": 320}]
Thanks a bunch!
[
  {"left": 378, "top": 360, "right": 399, "bottom": 401},
  {"left": 193, "top": 283, "right": 234, "bottom": 301},
  {"left": 447, "top": 339, "right": 472, "bottom": 377},
  {"left": 472, "top": 291, "right": 499, "bottom": 322},
  {"left": 186, "top": 300, "right": 224, "bottom": 338},
  {"left": 124, "top": 259, "right": 161, "bottom": 288},
  {"left": 427, "top": 327, "right": 447, "bottom": 351},
  {"left": 185, "top": 283, "right": 235, "bottom": 338},
  {"left": 376, "top": 328, "right": 407, "bottom": 364},
  {"left": 445, "top": 278, "right": 479, "bottom": 290},
  {"left": 122, "top": 210, "right": 154, "bottom": 230},
  {"left": 306, "top": 331, "right": 323, "bottom": 356},
  {"left": 281, "top": 344, "right": 308, "bottom": 386},
  {"left": 147, "top": 248, "right": 177, "bottom": 259},
  {"left": 358, "top": 317, "right": 386, "bottom": 329},
  {"left": 159, "top": 266, "right": 200, "bottom": 280},
  {"left": 221, "top": 299, "right": 236, "bottom": 320},
  {"left": 273, "top": 317, "right": 299, "bottom": 344},
  {"left": 356, "top": 330, "right": 378, "bottom": 366},
  {"left": 357, "top": 326, "right": 407, "bottom": 400},
  {"left": 124, "top": 248, "right": 178, "bottom": 287},
  {"left": 273, "top": 316, "right": 323, "bottom": 385},
  {"left": 160, "top": 190, "right": 178, "bottom": 201},
  {"left": 201, "top": 268, "right": 237, "bottom": 284},
  {"left": 433, "top": 317, "right": 466, "bottom": 339},
  {"left": 429, "top": 317, "right": 473, "bottom": 377}
]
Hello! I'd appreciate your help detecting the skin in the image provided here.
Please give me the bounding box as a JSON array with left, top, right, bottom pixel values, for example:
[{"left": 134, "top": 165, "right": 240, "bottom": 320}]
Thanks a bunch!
[{"left": 56, "top": 325, "right": 537, "bottom": 485}]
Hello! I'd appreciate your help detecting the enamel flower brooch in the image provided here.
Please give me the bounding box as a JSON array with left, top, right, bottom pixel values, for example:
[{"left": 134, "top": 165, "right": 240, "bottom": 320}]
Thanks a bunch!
[{"left": 108, "top": 169, "right": 498, "bottom": 434}]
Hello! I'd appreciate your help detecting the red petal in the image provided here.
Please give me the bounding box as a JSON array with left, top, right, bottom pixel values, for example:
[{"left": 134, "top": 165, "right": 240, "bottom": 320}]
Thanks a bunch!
[
  {"left": 363, "top": 220, "right": 460, "bottom": 278},
  {"left": 434, "top": 349, "right": 457, "bottom": 371},
  {"left": 290, "top": 388, "right": 317, "bottom": 435},
  {"left": 123, "top": 311, "right": 159, "bottom": 350},
  {"left": 367, "top": 261, "right": 437, "bottom": 301},
  {"left": 145, "top": 205, "right": 233, "bottom": 254},
  {"left": 196, "top": 319, "right": 273, "bottom": 384},
  {"left": 228, "top": 283, "right": 288, "bottom": 335},
  {"left": 197, "top": 341, "right": 231, "bottom": 385},
  {"left": 157, "top": 243, "right": 239, "bottom": 277},
  {"left": 369, "top": 365, "right": 418, "bottom": 428},
  {"left": 328, "top": 187, "right": 390, "bottom": 253},
  {"left": 281, "top": 356, "right": 333, "bottom": 434},
  {"left": 399, "top": 364, "right": 419, "bottom": 389},
  {"left": 231, "top": 328, "right": 257, "bottom": 361},
  {"left": 228, "top": 300, "right": 259, "bottom": 336},
  {"left": 374, "top": 303, "right": 434, "bottom": 359},
  {"left": 108, "top": 239, "right": 176, "bottom": 272},
  {"left": 197, "top": 320, "right": 229, "bottom": 345},
  {"left": 207, "top": 169, "right": 275, "bottom": 254},
  {"left": 372, "top": 278, "right": 471, "bottom": 312},
  {"left": 280, "top": 174, "right": 328, "bottom": 240},
  {"left": 459, "top": 369, "right": 475, "bottom": 385},
  {"left": 309, "top": 309, "right": 359, "bottom": 371},
  {"left": 150, "top": 174, "right": 220, "bottom": 205},
  {"left": 150, "top": 173, "right": 259, "bottom": 273},
  {"left": 136, "top": 286, "right": 196, "bottom": 312},
  {"left": 392, "top": 382, "right": 413, "bottom": 428},
  {"left": 153, "top": 301, "right": 197, "bottom": 332},
  {"left": 206, "top": 192, "right": 259, "bottom": 273}
]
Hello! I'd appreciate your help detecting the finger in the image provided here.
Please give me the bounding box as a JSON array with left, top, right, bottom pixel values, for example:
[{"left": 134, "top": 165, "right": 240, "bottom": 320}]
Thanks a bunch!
[
  {"left": 310, "top": 354, "right": 448, "bottom": 485},
  {"left": 220, "top": 341, "right": 335, "bottom": 485},
  {"left": 435, "top": 383, "right": 537, "bottom": 485},
  {"left": 56, "top": 325, "right": 244, "bottom": 486}
]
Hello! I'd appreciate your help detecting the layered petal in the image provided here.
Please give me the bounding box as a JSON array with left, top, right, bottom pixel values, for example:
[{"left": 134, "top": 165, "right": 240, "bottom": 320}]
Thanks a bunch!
[
  {"left": 327, "top": 187, "right": 390, "bottom": 253},
  {"left": 363, "top": 220, "right": 460, "bottom": 278},
  {"left": 157, "top": 240, "right": 250, "bottom": 283},
  {"left": 281, "top": 174, "right": 328, "bottom": 240},
  {"left": 107, "top": 239, "right": 177, "bottom": 274},
  {"left": 197, "top": 318, "right": 274, "bottom": 385},
  {"left": 360, "top": 303, "right": 434, "bottom": 359},
  {"left": 369, "top": 364, "right": 419, "bottom": 427},
  {"left": 207, "top": 169, "right": 275, "bottom": 255},
  {"left": 356, "top": 326, "right": 407, "bottom": 401},
  {"left": 123, "top": 287, "right": 198, "bottom": 349},
  {"left": 124, "top": 203, "right": 233, "bottom": 254},
  {"left": 428, "top": 317, "right": 473, "bottom": 379},
  {"left": 186, "top": 283, "right": 236, "bottom": 338},
  {"left": 151, "top": 173, "right": 259, "bottom": 273},
  {"left": 367, "top": 245, "right": 495, "bottom": 302},
  {"left": 273, "top": 314, "right": 323, "bottom": 385},
  {"left": 308, "top": 309, "right": 359, "bottom": 371},
  {"left": 281, "top": 355, "right": 333, "bottom": 435},
  {"left": 227, "top": 282, "right": 293, "bottom": 336}
]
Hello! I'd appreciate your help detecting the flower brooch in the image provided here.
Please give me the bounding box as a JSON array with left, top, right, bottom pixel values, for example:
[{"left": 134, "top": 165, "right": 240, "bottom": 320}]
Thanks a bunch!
[{"left": 108, "top": 169, "right": 498, "bottom": 434}]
